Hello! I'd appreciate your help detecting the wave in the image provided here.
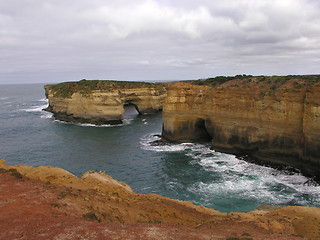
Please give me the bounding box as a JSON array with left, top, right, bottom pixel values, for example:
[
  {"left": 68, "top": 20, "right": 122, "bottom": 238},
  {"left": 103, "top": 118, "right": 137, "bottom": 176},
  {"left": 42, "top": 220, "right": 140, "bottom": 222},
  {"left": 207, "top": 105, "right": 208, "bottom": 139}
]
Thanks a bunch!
[
  {"left": 21, "top": 104, "right": 49, "bottom": 112},
  {"left": 140, "top": 133, "right": 320, "bottom": 208},
  {"left": 41, "top": 111, "right": 53, "bottom": 119},
  {"left": 191, "top": 150, "right": 320, "bottom": 207},
  {"left": 54, "top": 118, "right": 133, "bottom": 128},
  {"left": 140, "top": 133, "right": 205, "bottom": 152},
  {"left": 38, "top": 98, "right": 48, "bottom": 102},
  {"left": 19, "top": 98, "right": 50, "bottom": 118}
]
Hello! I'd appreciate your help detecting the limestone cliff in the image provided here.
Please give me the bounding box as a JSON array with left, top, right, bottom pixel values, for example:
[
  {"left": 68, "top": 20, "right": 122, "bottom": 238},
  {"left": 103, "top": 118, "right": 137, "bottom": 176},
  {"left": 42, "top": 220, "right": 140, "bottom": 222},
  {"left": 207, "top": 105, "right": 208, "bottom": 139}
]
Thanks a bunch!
[
  {"left": 44, "top": 80, "right": 167, "bottom": 124},
  {"left": 162, "top": 75, "right": 320, "bottom": 179}
]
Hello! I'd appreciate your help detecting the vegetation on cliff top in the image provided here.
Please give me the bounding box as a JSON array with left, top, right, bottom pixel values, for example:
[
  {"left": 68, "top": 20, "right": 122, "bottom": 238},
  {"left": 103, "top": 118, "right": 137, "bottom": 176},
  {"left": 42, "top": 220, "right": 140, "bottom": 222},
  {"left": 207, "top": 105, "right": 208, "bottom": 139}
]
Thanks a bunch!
[
  {"left": 189, "top": 74, "right": 320, "bottom": 88},
  {"left": 46, "top": 79, "right": 166, "bottom": 98}
]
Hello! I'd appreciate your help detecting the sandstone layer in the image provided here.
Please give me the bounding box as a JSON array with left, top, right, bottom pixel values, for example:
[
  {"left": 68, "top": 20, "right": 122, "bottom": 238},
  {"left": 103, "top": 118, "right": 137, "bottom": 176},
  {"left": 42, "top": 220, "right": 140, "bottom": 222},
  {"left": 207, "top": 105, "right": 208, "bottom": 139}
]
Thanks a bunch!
[
  {"left": 162, "top": 75, "right": 320, "bottom": 179},
  {"left": 44, "top": 80, "right": 167, "bottom": 125},
  {"left": 1, "top": 160, "right": 319, "bottom": 239}
]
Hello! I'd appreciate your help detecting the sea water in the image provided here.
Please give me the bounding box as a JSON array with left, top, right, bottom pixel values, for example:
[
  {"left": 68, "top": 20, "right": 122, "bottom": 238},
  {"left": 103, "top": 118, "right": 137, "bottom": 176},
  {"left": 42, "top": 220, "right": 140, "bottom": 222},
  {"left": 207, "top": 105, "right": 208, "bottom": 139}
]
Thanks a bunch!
[{"left": 0, "top": 83, "right": 319, "bottom": 213}]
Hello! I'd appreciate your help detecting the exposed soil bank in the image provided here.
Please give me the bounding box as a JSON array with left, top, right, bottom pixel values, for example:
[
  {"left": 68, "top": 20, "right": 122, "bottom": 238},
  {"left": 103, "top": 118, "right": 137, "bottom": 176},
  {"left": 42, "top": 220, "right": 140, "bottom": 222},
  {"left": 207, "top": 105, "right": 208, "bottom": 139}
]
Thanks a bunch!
[{"left": 1, "top": 160, "right": 319, "bottom": 239}]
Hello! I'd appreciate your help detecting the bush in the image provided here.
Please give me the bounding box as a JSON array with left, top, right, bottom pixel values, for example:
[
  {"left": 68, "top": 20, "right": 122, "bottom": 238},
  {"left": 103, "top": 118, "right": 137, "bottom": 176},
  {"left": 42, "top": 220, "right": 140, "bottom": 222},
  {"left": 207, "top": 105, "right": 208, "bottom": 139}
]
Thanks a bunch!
[
  {"left": 83, "top": 212, "right": 100, "bottom": 222},
  {"left": 49, "top": 203, "right": 60, "bottom": 208},
  {"left": 189, "top": 74, "right": 320, "bottom": 88},
  {"left": 47, "top": 80, "right": 165, "bottom": 98},
  {"left": 7, "top": 168, "right": 23, "bottom": 179}
]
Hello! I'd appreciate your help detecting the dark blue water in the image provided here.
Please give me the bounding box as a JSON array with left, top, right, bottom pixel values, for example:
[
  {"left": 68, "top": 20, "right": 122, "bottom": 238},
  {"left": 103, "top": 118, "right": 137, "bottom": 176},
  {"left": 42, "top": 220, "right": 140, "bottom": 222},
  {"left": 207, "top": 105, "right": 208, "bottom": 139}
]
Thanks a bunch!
[{"left": 0, "top": 83, "right": 319, "bottom": 213}]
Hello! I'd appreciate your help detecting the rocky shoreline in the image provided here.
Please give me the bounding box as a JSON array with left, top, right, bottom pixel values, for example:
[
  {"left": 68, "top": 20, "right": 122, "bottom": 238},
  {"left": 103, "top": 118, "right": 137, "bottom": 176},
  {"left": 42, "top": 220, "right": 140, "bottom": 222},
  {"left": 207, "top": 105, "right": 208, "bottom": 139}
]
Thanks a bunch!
[
  {"left": 1, "top": 160, "right": 319, "bottom": 239},
  {"left": 44, "top": 76, "right": 320, "bottom": 180},
  {"left": 162, "top": 75, "right": 320, "bottom": 180}
]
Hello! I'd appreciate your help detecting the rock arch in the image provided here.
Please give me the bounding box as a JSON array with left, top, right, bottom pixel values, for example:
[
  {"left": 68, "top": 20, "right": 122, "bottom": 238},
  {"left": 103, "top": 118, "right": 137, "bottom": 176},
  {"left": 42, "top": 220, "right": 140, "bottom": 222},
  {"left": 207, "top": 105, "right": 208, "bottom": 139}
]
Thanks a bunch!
[
  {"left": 194, "top": 118, "right": 212, "bottom": 142},
  {"left": 123, "top": 100, "right": 140, "bottom": 115},
  {"left": 44, "top": 81, "right": 167, "bottom": 125}
]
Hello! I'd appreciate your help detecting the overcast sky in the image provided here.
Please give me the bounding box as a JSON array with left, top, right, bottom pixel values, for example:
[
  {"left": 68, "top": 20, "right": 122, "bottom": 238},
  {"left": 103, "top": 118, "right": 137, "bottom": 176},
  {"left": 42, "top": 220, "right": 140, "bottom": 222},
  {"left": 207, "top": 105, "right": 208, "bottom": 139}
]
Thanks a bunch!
[{"left": 1, "top": 0, "right": 320, "bottom": 84}]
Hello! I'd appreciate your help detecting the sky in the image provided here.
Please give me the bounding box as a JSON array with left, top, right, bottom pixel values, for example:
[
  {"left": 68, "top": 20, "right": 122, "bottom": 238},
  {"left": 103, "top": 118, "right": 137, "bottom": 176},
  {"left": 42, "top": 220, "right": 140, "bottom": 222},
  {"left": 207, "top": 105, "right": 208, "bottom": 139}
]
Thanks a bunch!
[{"left": 0, "top": 0, "right": 320, "bottom": 84}]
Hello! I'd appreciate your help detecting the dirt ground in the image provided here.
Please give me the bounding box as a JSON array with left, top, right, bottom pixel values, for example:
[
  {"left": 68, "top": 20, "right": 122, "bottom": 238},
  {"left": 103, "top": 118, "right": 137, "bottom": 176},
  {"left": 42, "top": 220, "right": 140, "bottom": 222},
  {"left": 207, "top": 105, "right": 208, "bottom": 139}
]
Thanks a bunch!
[{"left": 0, "top": 160, "right": 319, "bottom": 240}]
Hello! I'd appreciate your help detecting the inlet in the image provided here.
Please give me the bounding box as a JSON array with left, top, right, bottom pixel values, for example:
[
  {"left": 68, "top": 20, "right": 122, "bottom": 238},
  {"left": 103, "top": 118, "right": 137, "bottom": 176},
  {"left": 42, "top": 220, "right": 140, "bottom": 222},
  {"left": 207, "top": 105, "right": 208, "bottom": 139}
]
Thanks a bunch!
[{"left": 123, "top": 103, "right": 140, "bottom": 119}]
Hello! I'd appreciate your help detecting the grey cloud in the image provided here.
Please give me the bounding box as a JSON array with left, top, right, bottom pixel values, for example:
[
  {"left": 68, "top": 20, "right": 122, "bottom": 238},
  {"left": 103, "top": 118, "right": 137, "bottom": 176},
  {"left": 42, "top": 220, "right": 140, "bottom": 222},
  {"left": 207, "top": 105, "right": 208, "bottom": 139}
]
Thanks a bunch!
[{"left": 0, "top": 0, "right": 319, "bottom": 84}]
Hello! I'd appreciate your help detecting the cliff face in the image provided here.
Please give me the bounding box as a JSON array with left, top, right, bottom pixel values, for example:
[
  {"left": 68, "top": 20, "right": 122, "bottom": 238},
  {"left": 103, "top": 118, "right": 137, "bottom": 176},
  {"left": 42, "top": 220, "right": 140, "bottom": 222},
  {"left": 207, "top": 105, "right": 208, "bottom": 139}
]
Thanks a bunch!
[
  {"left": 44, "top": 80, "right": 167, "bottom": 125},
  {"left": 162, "top": 76, "right": 320, "bottom": 178}
]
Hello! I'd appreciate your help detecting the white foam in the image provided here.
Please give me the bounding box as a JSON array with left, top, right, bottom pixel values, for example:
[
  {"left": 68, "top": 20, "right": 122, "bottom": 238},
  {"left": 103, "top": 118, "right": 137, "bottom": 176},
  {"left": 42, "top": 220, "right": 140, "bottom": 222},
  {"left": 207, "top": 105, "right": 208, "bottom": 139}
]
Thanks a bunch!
[
  {"left": 40, "top": 111, "right": 53, "bottom": 119},
  {"left": 54, "top": 118, "right": 133, "bottom": 128},
  {"left": 140, "top": 133, "right": 201, "bottom": 152},
  {"left": 38, "top": 98, "right": 48, "bottom": 102},
  {"left": 3, "top": 101, "right": 12, "bottom": 105},
  {"left": 189, "top": 151, "right": 320, "bottom": 206},
  {"left": 21, "top": 104, "right": 48, "bottom": 112},
  {"left": 140, "top": 134, "right": 320, "bottom": 207}
]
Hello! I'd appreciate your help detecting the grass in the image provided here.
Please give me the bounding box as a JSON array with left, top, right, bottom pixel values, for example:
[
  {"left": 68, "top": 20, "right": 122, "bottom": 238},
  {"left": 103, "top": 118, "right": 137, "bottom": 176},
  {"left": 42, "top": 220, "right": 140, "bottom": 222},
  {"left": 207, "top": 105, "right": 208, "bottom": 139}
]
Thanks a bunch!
[
  {"left": 58, "top": 191, "right": 68, "bottom": 199},
  {"left": 225, "top": 233, "right": 253, "bottom": 240},
  {"left": 49, "top": 203, "right": 60, "bottom": 208},
  {"left": 0, "top": 168, "right": 23, "bottom": 179},
  {"left": 189, "top": 74, "right": 320, "bottom": 88},
  {"left": 83, "top": 212, "right": 100, "bottom": 222},
  {"left": 46, "top": 79, "right": 166, "bottom": 98}
]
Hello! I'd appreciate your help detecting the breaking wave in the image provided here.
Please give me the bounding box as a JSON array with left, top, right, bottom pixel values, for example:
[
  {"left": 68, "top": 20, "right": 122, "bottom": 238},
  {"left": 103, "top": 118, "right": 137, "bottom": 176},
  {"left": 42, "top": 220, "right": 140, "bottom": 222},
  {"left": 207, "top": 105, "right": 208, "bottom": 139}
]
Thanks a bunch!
[
  {"left": 21, "top": 98, "right": 48, "bottom": 113},
  {"left": 54, "top": 118, "right": 133, "bottom": 128},
  {"left": 140, "top": 133, "right": 203, "bottom": 152},
  {"left": 140, "top": 132, "right": 320, "bottom": 211}
]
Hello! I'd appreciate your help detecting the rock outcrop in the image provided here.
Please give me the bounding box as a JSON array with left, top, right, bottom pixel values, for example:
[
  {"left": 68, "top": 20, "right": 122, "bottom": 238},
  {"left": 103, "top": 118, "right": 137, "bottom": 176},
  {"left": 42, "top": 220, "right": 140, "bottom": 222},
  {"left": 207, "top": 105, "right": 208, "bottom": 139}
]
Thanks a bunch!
[
  {"left": 1, "top": 160, "right": 319, "bottom": 239},
  {"left": 44, "top": 80, "right": 167, "bottom": 125},
  {"left": 162, "top": 75, "right": 320, "bottom": 179}
]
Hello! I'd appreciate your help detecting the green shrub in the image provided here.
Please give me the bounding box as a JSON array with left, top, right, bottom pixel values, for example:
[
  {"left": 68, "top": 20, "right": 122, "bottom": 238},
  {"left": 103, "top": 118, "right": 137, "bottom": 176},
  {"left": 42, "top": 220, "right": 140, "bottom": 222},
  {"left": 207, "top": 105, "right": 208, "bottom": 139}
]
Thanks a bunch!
[
  {"left": 46, "top": 80, "right": 165, "bottom": 98},
  {"left": 189, "top": 74, "right": 320, "bottom": 88},
  {"left": 7, "top": 168, "right": 23, "bottom": 179},
  {"left": 49, "top": 203, "right": 60, "bottom": 208},
  {"left": 83, "top": 212, "right": 100, "bottom": 222}
]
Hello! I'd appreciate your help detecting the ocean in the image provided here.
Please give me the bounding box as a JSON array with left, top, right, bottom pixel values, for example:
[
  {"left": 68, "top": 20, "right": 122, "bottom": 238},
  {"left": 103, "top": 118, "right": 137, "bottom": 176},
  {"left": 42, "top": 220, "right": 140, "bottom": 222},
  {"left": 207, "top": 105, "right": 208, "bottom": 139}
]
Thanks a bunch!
[{"left": 0, "top": 83, "right": 319, "bottom": 213}]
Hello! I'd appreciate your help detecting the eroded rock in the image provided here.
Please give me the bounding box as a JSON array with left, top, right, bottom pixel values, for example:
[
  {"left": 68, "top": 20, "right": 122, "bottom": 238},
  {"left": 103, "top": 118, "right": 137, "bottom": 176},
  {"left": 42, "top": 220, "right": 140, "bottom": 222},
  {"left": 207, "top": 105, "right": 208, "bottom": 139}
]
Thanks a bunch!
[
  {"left": 44, "top": 80, "right": 167, "bottom": 125},
  {"left": 162, "top": 76, "right": 320, "bottom": 179}
]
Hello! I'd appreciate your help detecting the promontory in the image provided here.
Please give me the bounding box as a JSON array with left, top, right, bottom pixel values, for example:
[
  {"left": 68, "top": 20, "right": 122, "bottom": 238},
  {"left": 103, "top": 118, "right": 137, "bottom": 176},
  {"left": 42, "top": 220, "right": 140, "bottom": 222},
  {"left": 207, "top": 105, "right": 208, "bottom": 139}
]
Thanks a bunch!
[
  {"left": 44, "top": 76, "right": 320, "bottom": 179},
  {"left": 44, "top": 80, "right": 167, "bottom": 125},
  {"left": 162, "top": 75, "right": 320, "bottom": 179}
]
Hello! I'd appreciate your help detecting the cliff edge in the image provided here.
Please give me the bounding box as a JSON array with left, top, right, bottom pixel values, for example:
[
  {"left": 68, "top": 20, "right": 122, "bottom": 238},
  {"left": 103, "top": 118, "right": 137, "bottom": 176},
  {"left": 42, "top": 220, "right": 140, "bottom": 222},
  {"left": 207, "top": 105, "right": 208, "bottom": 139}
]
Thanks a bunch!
[
  {"left": 44, "top": 80, "right": 167, "bottom": 125},
  {"left": 1, "top": 160, "right": 319, "bottom": 239},
  {"left": 162, "top": 75, "right": 320, "bottom": 179}
]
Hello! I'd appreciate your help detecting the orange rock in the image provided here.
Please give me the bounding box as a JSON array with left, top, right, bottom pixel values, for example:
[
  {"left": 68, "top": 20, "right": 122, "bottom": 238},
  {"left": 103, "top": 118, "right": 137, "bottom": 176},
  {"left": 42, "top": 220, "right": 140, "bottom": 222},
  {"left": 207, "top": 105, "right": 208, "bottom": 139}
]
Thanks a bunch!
[{"left": 162, "top": 77, "right": 320, "bottom": 178}]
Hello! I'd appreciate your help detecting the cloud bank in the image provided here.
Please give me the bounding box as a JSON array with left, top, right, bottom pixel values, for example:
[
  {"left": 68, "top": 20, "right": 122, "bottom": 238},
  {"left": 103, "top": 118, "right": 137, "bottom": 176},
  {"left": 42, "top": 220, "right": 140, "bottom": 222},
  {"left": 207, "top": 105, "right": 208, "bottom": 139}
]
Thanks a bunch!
[{"left": 0, "top": 0, "right": 319, "bottom": 83}]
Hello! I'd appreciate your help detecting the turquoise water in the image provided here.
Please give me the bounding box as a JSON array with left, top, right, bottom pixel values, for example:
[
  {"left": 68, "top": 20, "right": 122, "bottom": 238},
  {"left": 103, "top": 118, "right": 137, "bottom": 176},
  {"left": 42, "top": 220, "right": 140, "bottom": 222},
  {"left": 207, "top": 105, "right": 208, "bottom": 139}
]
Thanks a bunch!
[{"left": 0, "top": 83, "right": 319, "bottom": 213}]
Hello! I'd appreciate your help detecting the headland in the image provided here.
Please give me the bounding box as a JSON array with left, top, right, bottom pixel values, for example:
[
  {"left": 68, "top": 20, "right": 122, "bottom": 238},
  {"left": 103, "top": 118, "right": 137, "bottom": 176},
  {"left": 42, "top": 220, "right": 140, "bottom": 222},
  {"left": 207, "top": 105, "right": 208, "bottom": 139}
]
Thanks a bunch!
[
  {"left": 44, "top": 80, "right": 167, "bottom": 125},
  {"left": 161, "top": 75, "right": 320, "bottom": 180}
]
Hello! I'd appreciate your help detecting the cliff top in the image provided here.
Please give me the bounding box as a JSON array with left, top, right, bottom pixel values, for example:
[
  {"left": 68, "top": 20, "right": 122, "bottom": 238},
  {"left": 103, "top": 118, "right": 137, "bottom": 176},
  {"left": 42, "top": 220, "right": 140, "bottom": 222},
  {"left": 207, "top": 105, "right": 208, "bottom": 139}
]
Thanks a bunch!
[
  {"left": 45, "top": 79, "right": 166, "bottom": 98},
  {"left": 1, "top": 159, "right": 320, "bottom": 239},
  {"left": 187, "top": 74, "right": 320, "bottom": 90}
]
